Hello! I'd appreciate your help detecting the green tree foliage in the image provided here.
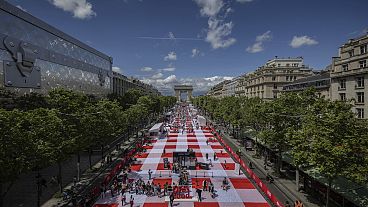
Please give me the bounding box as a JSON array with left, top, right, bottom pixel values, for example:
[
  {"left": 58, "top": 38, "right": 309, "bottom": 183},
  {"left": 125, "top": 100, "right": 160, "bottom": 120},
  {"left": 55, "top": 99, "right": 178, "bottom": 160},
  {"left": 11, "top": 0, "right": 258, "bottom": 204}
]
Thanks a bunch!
[
  {"left": 0, "top": 86, "right": 176, "bottom": 205},
  {"left": 192, "top": 88, "right": 368, "bottom": 190}
]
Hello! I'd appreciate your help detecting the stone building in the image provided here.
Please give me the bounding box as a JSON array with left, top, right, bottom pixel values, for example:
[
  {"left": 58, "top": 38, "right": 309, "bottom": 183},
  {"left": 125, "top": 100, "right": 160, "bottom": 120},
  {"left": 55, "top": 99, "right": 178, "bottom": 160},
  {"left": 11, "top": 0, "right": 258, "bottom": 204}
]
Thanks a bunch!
[
  {"left": 331, "top": 34, "right": 368, "bottom": 119},
  {"left": 282, "top": 70, "right": 331, "bottom": 99},
  {"left": 112, "top": 72, "right": 160, "bottom": 96},
  {"left": 244, "top": 57, "right": 314, "bottom": 100}
]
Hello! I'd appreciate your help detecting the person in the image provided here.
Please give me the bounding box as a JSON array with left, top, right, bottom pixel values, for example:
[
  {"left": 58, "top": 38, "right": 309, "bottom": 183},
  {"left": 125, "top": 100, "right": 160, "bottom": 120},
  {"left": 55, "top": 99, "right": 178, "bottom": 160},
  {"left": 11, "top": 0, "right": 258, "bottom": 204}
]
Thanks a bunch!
[
  {"left": 164, "top": 182, "right": 168, "bottom": 196},
  {"left": 213, "top": 153, "right": 216, "bottom": 161},
  {"left": 148, "top": 169, "right": 152, "bottom": 180},
  {"left": 196, "top": 188, "right": 202, "bottom": 202},
  {"left": 249, "top": 161, "right": 253, "bottom": 169},
  {"left": 121, "top": 193, "right": 126, "bottom": 206},
  {"left": 284, "top": 200, "right": 291, "bottom": 207},
  {"left": 266, "top": 173, "right": 274, "bottom": 183},
  {"left": 169, "top": 193, "right": 174, "bottom": 207},
  {"left": 211, "top": 182, "right": 215, "bottom": 196},
  {"left": 129, "top": 195, "right": 134, "bottom": 207},
  {"left": 73, "top": 176, "right": 77, "bottom": 187},
  {"left": 110, "top": 186, "right": 114, "bottom": 197},
  {"left": 206, "top": 139, "right": 209, "bottom": 145},
  {"left": 222, "top": 177, "right": 228, "bottom": 191},
  {"left": 203, "top": 180, "right": 207, "bottom": 191}
]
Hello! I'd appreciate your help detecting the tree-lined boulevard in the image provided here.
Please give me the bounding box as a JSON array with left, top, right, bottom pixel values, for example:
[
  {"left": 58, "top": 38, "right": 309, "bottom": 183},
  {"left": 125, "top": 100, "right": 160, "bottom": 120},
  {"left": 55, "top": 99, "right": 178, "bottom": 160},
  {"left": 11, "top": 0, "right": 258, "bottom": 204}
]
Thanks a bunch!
[
  {"left": 193, "top": 88, "right": 368, "bottom": 207},
  {"left": 0, "top": 88, "right": 176, "bottom": 207}
]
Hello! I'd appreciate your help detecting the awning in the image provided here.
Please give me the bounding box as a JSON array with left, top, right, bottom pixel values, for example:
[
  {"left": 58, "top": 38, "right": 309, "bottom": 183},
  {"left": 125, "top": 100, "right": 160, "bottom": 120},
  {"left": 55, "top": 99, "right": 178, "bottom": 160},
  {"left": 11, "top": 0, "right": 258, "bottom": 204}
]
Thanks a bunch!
[{"left": 149, "top": 123, "right": 163, "bottom": 133}]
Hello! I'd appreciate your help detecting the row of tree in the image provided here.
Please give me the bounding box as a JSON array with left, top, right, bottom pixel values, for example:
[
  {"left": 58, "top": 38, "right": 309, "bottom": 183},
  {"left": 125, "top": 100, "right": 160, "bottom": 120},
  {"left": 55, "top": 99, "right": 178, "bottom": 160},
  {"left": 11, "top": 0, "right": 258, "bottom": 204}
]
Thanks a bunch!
[
  {"left": 193, "top": 88, "right": 368, "bottom": 206},
  {"left": 0, "top": 88, "right": 176, "bottom": 206}
]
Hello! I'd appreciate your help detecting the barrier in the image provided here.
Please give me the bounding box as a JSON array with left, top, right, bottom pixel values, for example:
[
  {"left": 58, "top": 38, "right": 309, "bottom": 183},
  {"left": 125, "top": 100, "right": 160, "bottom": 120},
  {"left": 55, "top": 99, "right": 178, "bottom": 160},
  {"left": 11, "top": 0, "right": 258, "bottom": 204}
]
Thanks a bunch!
[
  {"left": 211, "top": 128, "right": 284, "bottom": 207},
  {"left": 88, "top": 140, "right": 146, "bottom": 206}
]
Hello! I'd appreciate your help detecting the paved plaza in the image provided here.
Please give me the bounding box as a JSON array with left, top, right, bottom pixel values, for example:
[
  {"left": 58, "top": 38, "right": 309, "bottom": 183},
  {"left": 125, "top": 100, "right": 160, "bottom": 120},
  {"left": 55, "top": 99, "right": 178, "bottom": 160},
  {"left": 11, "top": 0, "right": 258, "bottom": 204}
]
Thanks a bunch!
[{"left": 94, "top": 108, "right": 270, "bottom": 207}]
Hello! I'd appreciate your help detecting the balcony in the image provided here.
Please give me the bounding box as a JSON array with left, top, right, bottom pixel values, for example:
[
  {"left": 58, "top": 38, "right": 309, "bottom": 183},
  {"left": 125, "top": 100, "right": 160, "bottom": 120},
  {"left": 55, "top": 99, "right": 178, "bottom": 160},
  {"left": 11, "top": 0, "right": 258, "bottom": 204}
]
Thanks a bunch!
[
  {"left": 355, "top": 85, "right": 365, "bottom": 90},
  {"left": 332, "top": 66, "right": 368, "bottom": 78}
]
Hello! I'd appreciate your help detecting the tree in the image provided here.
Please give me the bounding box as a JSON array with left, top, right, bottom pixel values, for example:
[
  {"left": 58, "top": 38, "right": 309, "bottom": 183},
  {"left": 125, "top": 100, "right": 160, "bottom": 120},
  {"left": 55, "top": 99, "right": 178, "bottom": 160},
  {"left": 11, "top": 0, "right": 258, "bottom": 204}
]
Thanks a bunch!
[
  {"left": 0, "top": 109, "right": 35, "bottom": 207},
  {"left": 289, "top": 99, "right": 368, "bottom": 206},
  {"left": 47, "top": 88, "right": 90, "bottom": 181},
  {"left": 13, "top": 92, "right": 48, "bottom": 111}
]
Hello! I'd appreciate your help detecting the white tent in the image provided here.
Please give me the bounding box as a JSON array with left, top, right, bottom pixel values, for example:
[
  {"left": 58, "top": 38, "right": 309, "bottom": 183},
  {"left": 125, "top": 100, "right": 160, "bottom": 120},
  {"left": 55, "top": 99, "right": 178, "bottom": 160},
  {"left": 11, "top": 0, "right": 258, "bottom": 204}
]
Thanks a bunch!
[
  {"left": 149, "top": 122, "right": 163, "bottom": 133},
  {"left": 197, "top": 116, "right": 206, "bottom": 127}
]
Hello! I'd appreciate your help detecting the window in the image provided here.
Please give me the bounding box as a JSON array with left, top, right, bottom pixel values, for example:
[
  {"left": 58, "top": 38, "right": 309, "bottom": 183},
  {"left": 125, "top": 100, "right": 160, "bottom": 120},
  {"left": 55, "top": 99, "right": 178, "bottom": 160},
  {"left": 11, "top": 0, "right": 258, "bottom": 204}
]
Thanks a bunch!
[
  {"left": 273, "top": 84, "right": 277, "bottom": 89},
  {"left": 339, "top": 79, "right": 346, "bottom": 89},
  {"left": 342, "top": 64, "right": 349, "bottom": 71},
  {"left": 356, "top": 77, "right": 365, "bottom": 88},
  {"left": 360, "top": 44, "right": 367, "bottom": 54},
  {"left": 273, "top": 93, "right": 278, "bottom": 99},
  {"left": 356, "top": 108, "right": 364, "bottom": 119},
  {"left": 359, "top": 60, "right": 366, "bottom": 68},
  {"left": 292, "top": 63, "right": 298, "bottom": 67},
  {"left": 278, "top": 64, "right": 281, "bottom": 67},
  {"left": 340, "top": 93, "right": 346, "bottom": 101},
  {"left": 286, "top": 63, "right": 290, "bottom": 67},
  {"left": 356, "top": 92, "right": 364, "bottom": 103},
  {"left": 286, "top": 76, "right": 289, "bottom": 81},
  {"left": 349, "top": 50, "right": 354, "bottom": 57},
  {"left": 272, "top": 76, "right": 276, "bottom": 81}
]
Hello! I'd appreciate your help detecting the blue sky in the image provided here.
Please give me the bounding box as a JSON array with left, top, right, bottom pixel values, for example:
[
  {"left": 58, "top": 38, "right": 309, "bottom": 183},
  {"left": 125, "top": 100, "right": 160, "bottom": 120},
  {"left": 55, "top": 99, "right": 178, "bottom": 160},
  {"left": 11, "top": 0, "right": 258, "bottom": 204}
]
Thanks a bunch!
[{"left": 8, "top": 0, "right": 368, "bottom": 95}]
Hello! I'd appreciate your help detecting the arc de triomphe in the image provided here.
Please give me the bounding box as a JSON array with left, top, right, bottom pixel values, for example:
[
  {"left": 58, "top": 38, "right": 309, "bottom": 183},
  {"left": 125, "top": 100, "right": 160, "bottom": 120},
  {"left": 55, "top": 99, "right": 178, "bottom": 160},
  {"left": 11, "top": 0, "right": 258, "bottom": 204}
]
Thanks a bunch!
[{"left": 174, "top": 85, "right": 193, "bottom": 102}]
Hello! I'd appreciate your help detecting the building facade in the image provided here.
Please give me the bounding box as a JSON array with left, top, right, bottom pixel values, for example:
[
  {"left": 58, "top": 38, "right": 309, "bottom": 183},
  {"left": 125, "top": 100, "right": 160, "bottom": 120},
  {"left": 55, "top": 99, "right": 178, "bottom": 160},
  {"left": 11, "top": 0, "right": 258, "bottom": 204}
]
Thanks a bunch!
[
  {"left": 207, "top": 80, "right": 230, "bottom": 98},
  {"left": 244, "top": 57, "right": 314, "bottom": 100},
  {"left": 112, "top": 71, "right": 160, "bottom": 96},
  {"left": 282, "top": 71, "right": 331, "bottom": 99},
  {"left": 223, "top": 78, "right": 238, "bottom": 97},
  {"left": 331, "top": 34, "right": 368, "bottom": 119},
  {"left": 235, "top": 74, "right": 248, "bottom": 96}
]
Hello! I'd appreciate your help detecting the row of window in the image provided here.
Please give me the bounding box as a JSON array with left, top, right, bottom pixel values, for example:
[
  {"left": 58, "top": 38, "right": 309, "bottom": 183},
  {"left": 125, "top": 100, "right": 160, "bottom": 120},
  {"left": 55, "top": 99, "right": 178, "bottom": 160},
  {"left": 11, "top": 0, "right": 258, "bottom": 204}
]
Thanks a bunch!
[
  {"left": 348, "top": 44, "right": 367, "bottom": 57},
  {"left": 342, "top": 60, "right": 366, "bottom": 71},
  {"left": 339, "top": 92, "right": 365, "bottom": 103},
  {"left": 339, "top": 77, "right": 365, "bottom": 89}
]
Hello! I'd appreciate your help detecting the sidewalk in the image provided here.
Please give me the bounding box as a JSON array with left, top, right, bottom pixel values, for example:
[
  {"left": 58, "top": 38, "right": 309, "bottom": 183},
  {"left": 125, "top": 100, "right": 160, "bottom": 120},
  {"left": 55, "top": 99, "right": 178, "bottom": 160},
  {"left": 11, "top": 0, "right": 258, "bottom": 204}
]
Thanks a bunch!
[
  {"left": 216, "top": 126, "right": 323, "bottom": 207},
  {"left": 43, "top": 134, "right": 143, "bottom": 207}
]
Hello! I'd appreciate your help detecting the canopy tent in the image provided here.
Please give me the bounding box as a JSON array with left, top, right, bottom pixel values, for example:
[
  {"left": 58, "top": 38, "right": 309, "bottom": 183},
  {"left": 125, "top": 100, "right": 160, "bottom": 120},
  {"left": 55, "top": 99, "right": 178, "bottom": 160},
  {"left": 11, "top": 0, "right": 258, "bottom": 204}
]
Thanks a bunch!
[
  {"left": 192, "top": 109, "right": 198, "bottom": 116},
  {"left": 149, "top": 123, "right": 163, "bottom": 133},
  {"left": 197, "top": 116, "right": 206, "bottom": 127}
]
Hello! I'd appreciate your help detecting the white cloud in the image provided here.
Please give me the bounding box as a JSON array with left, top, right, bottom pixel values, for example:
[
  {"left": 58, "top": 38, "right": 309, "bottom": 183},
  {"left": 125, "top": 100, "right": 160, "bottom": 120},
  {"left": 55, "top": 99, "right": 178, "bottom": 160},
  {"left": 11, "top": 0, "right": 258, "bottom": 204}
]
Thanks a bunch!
[
  {"left": 164, "top": 51, "right": 177, "bottom": 61},
  {"left": 246, "top": 30, "right": 272, "bottom": 53},
  {"left": 206, "top": 17, "right": 236, "bottom": 49},
  {"left": 161, "top": 67, "right": 176, "bottom": 72},
  {"left": 290, "top": 35, "right": 318, "bottom": 48},
  {"left": 168, "top": 32, "right": 175, "bottom": 40},
  {"left": 16, "top": 5, "right": 27, "bottom": 12},
  {"left": 191, "top": 48, "right": 200, "bottom": 57},
  {"left": 50, "top": 0, "right": 96, "bottom": 19},
  {"left": 236, "top": 0, "right": 254, "bottom": 3},
  {"left": 256, "top": 30, "right": 272, "bottom": 42},
  {"left": 194, "top": 0, "right": 236, "bottom": 50},
  {"left": 194, "top": 0, "right": 224, "bottom": 17},
  {"left": 163, "top": 75, "right": 177, "bottom": 84},
  {"left": 141, "top": 67, "right": 153, "bottom": 72},
  {"left": 112, "top": 66, "right": 123, "bottom": 73},
  {"left": 246, "top": 42, "right": 263, "bottom": 53},
  {"left": 152, "top": 73, "right": 164, "bottom": 79}
]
